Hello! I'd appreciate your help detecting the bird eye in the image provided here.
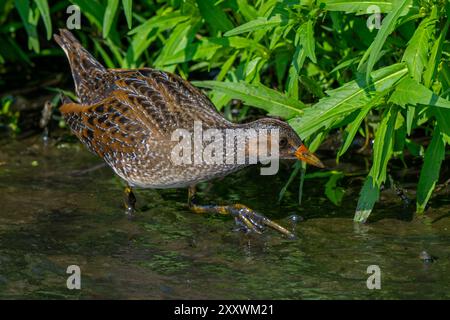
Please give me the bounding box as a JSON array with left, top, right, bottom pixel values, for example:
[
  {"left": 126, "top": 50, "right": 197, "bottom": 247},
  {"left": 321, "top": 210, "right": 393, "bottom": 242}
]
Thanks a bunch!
[{"left": 280, "top": 137, "right": 288, "bottom": 148}]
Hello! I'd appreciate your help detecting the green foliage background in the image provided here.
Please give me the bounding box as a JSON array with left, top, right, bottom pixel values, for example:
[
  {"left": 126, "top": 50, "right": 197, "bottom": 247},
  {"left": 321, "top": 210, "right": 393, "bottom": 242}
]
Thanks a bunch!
[{"left": 1, "top": 0, "right": 449, "bottom": 221}]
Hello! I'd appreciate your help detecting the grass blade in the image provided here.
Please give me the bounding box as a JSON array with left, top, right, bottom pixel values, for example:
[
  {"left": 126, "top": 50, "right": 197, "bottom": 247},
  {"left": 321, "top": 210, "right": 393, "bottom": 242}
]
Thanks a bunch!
[
  {"left": 416, "top": 125, "right": 446, "bottom": 213},
  {"left": 337, "top": 104, "right": 372, "bottom": 157},
  {"left": 103, "top": 0, "right": 119, "bottom": 38},
  {"left": 358, "top": 0, "right": 412, "bottom": 81},
  {"left": 303, "top": 20, "right": 317, "bottom": 63},
  {"left": 224, "top": 15, "right": 284, "bottom": 36},
  {"left": 35, "top": 0, "right": 52, "bottom": 40},
  {"left": 15, "top": 0, "right": 39, "bottom": 52},
  {"left": 320, "top": 0, "right": 398, "bottom": 13},
  {"left": 354, "top": 176, "right": 380, "bottom": 222},
  {"left": 70, "top": 0, "right": 105, "bottom": 28},
  {"left": 371, "top": 107, "right": 397, "bottom": 184},
  {"left": 122, "top": 0, "right": 132, "bottom": 29},
  {"left": 354, "top": 106, "right": 397, "bottom": 222}
]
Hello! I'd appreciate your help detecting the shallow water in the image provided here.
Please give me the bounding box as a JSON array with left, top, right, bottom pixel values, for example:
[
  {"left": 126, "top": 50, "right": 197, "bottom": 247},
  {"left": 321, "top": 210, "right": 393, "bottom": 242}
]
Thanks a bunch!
[{"left": 0, "top": 135, "right": 449, "bottom": 299}]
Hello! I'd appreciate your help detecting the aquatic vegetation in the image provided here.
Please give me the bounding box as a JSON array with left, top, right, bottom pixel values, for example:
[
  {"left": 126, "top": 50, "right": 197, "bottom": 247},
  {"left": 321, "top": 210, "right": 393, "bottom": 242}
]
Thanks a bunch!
[
  {"left": 0, "top": 96, "right": 20, "bottom": 134},
  {"left": 0, "top": 0, "right": 449, "bottom": 221}
]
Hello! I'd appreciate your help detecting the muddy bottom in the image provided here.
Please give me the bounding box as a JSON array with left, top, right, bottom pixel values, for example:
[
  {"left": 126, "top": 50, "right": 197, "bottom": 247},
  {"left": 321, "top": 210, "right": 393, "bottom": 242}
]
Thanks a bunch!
[{"left": 0, "top": 135, "right": 449, "bottom": 299}]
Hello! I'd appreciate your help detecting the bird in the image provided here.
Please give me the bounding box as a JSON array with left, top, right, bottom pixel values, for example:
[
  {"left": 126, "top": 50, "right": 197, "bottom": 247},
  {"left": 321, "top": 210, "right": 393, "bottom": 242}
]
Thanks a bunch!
[{"left": 54, "top": 29, "right": 324, "bottom": 239}]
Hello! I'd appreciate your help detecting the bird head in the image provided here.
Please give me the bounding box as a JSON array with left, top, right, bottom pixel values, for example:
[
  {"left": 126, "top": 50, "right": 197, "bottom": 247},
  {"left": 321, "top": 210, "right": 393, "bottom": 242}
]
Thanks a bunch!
[{"left": 247, "top": 118, "right": 325, "bottom": 168}]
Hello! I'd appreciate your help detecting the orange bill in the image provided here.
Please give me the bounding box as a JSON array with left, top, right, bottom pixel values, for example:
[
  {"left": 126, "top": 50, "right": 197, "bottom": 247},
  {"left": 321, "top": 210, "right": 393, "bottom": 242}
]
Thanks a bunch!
[{"left": 294, "top": 144, "right": 325, "bottom": 168}]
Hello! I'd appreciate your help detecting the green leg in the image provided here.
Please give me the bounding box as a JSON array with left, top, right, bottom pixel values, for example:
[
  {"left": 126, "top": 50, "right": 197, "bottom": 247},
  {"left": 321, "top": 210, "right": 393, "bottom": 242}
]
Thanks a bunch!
[
  {"left": 124, "top": 185, "right": 136, "bottom": 218},
  {"left": 188, "top": 186, "right": 295, "bottom": 239}
]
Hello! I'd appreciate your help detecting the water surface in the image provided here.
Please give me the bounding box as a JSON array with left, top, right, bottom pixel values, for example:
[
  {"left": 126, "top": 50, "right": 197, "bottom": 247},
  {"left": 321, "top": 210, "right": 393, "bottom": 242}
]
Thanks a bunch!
[{"left": 0, "top": 136, "right": 449, "bottom": 299}]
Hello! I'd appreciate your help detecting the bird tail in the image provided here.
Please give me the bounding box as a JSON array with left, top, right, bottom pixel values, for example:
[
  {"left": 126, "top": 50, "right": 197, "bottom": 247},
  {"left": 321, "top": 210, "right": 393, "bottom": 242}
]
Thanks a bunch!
[{"left": 54, "top": 29, "right": 107, "bottom": 104}]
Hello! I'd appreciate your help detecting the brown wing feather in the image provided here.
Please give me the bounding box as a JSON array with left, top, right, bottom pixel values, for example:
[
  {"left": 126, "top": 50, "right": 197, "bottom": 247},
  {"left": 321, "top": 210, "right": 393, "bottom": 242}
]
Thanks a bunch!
[
  {"left": 60, "top": 92, "right": 156, "bottom": 161},
  {"left": 109, "top": 68, "right": 231, "bottom": 133}
]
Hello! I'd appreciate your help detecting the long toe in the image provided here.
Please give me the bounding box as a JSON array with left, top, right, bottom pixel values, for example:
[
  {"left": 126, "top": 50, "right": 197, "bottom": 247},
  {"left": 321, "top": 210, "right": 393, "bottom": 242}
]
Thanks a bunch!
[{"left": 229, "top": 205, "right": 295, "bottom": 239}]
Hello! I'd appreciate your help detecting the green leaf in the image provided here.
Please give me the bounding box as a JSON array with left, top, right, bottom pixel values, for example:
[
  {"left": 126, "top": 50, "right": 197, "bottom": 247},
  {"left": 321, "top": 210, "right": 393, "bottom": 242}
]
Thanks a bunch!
[
  {"left": 224, "top": 15, "right": 284, "bottom": 36},
  {"left": 319, "top": 0, "right": 399, "bottom": 14},
  {"left": 15, "top": 0, "right": 39, "bottom": 52},
  {"left": 164, "top": 36, "right": 270, "bottom": 67},
  {"left": 193, "top": 81, "right": 306, "bottom": 119},
  {"left": 390, "top": 77, "right": 450, "bottom": 109},
  {"left": 423, "top": 19, "right": 449, "bottom": 88},
  {"left": 126, "top": 13, "right": 189, "bottom": 67},
  {"left": 371, "top": 106, "right": 397, "bottom": 185},
  {"left": 103, "top": 0, "right": 119, "bottom": 38},
  {"left": 70, "top": 0, "right": 105, "bottom": 28},
  {"left": 303, "top": 20, "right": 317, "bottom": 63},
  {"left": 296, "top": 20, "right": 317, "bottom": 64},
  {"left": 337, "top": 104, "right": 372, "bottom": 157},
  {"left": 402, "top": 10, "right": 436, "bottom": 82},
  {"left": 416, "top": 125, "right": 445, "bottom": 213},
  {"left": 325, "top": 172, "right": 345, "bottom": 205},
  {"left": 299, "top": 75, "right": 325, "bottom": 98},
  {"left": 122, "top": 0, "right": 132, "bottom": 29},
  {"left": 162, "top": 39, "right": 221, "bottom": 66},
  {"left": 354, "top": 106, "right": 397, "bottom": 222},
  {"left": 92, "top": 39, "right": 114, "bottom": 68},
  {"left": 393, "top": 112, "right": 406, "bottom": 156},
  {"left": 434, "top": 108, "right": 450, "bottom": 138},
  {"left": 289, "top": 63, "right": 408, "bottom": 139},
  {"left": 105, "top": 37, "right": 124, "bottom": 67},
  {"left": 358, "top": 0, "right": 412, "bottom": 81},
  {"left": 274, "top": 50, "right": 290, "bottom": 85},
  {"left": 128, "top": 12, "right": 188, "bottom": 35},
  {"left": 154, "top": 20, "right": 199, "bottom": 68},
  {"left": 354, "top": 176, "right": 380, "bottom": 223},
  {"left": 196, "top": 0, "right": 234, "bottom": 33},
  {"left": 35, "top": 0, "right": 52, "bottom": 40},
  {"left": 236, "top": 0, "right": 258, "bottom": 21}
]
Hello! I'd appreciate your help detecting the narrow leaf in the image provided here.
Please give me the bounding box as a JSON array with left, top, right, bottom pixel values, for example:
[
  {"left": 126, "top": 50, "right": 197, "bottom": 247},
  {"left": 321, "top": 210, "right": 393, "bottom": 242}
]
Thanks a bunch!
[
  {"left": 402, "top": 11, "right": 436, "bottom": 82},
  {"left": 354, "top": 176, "right": 380, "bottom": 223},
  {"left": 338, "top": 104, "right": 372, "bottom": 157},
  {"left": 371, "top": 106, "right": 397, "bottom": 185},
  {"left": 122, "top": 0, "right": 132, "bottom": 29},
  {"left": 416, "top": 126, "right": 445, "bottom": 213},
  {"left": 35, "top": 0, "right": 52, "bottom": 40},
  {"left": 70, "top": 0, "right": 105, "bottom": 28},
  {"left": 325, "top": 172, "right": 345, "bottom": 205},
  {"left": 359, "top": 0, "right": 412, "bottom": 81},
  {"left": 303, "top": 20, "right": 317, "bottom": 63},
  {"left": 194, "top": 81, "right": 306, "bottom": 119},
  {"left": 224, "top": 15, "right": 284, "bottom": 36},
  {"left": 320, "top": 0, "right": 399, "bottom": 14},
  {"left": 196, "top": 0, "right": 234, "bottom": 33},
  {"left": 390, "top": 77, "right": 450, "bottom": 109},
  {"left": 103, "top": 0, "right": 119, "bottom": 38},
  {"left": 423, "top": 19, "right": 449, "bottom": 88},
  {"left": 15, "top": 0, "right": 39, "bottom": 52},
  {"left": 290, "top": 63, "right": 408, "bottom": 139}
]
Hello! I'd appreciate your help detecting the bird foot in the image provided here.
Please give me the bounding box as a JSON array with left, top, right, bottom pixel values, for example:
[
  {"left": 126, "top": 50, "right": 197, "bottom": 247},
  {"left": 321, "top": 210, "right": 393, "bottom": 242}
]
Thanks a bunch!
[
  {"left": 227, "top": 204, "right": 296, "bottom": 239},
  {"left": 188, "top": 186, "right": 295, "bottom": 239},
  {"left": 190, "top": 202, "right": 295, "bottom": 239}
]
